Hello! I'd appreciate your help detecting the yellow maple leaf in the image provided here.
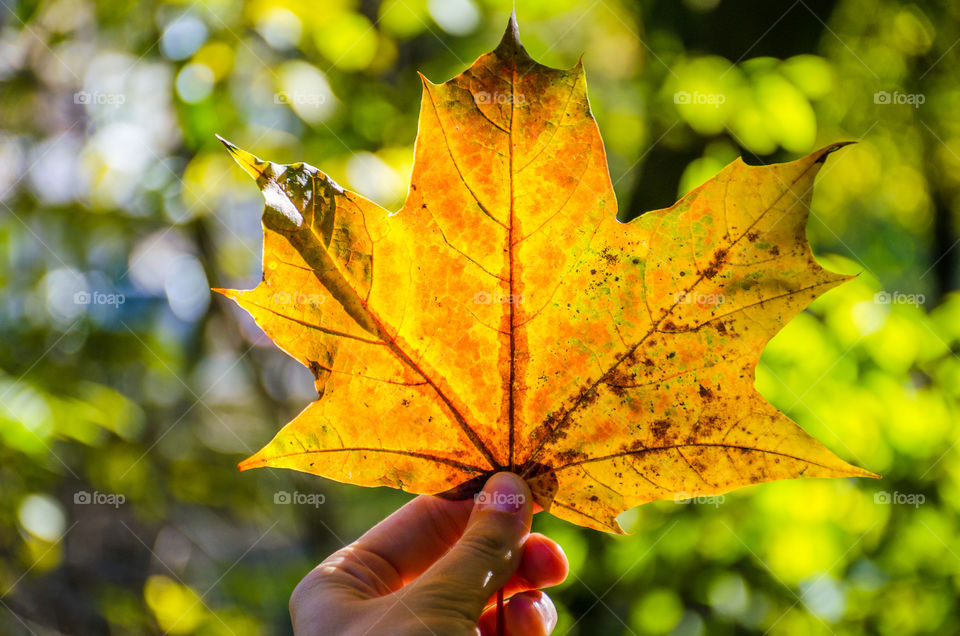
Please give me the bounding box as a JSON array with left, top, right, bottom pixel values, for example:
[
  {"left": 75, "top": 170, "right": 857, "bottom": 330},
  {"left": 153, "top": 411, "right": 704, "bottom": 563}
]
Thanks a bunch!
[{"left": 216, "top": 16, "right": 877, "bottom": 533}]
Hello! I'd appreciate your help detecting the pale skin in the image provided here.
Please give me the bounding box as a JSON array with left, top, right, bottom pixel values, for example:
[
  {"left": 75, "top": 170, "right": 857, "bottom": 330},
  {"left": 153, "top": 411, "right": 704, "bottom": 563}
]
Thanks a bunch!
[{"left": 289, "top": 472, "right": 569, "bottom": 635}]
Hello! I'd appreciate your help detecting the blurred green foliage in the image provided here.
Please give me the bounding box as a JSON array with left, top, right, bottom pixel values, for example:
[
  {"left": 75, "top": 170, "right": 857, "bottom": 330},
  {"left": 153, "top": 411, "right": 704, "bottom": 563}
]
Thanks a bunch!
[{"left": 1, "top": 0, "right": 959, "bottom": 634}]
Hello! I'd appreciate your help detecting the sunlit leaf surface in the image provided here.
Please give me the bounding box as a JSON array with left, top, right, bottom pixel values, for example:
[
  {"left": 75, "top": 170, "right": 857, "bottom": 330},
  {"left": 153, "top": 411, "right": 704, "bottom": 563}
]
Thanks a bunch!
[{"left": 220, "top": 16, "right": 876, "bottom": 533}]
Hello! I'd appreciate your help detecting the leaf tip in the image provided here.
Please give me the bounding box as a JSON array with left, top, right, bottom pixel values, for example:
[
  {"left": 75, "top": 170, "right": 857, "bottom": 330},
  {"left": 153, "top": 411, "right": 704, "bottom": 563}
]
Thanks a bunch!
[
  {"left": 237, "top": 455, "right": 263, "bottom": 472},
  {"left": 210, "top": 287, "right": 236, "bottom": 299},
  {"left": 507, "top": 7, "right": 519, "bottom": 37},
  {"left": 495, "top": 9, "right": 525, "bottom": 58},
  {"left": 814, "top": 141, "right": 856, "bottom": 164},
  {"left": 214, "top": 133, "right": 234, "bottom": 150},
  {"left": 836, "top": 459, "right": 880, "bottom": 480},
  {"left": 218, "top": 135, "right": 268, "bottom": 182},
  {"left": 417, "top": 70, "right": 435, "bottom": 89}
]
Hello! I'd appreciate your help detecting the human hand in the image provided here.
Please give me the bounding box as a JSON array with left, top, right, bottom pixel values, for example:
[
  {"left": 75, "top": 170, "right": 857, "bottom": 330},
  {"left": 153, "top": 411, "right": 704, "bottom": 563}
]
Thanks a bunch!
[{"left": 289, "top": 472, "right": 568, "bottom": 635}]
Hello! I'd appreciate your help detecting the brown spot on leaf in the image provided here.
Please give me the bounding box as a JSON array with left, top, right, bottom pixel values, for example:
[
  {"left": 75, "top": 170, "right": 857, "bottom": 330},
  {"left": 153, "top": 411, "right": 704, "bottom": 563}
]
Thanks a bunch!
[
  {"left": 605, "top": 366, "right": 635, "bottom": 397},
  {"left": 554, "top": 449, "right": 588, "bottom": 465},
  {"left": 649, "top": 419, "right": 671, "bottom": 443},
  {"left": 581, "top": 387, "right": 599, "bottom": 407},
  {"left": 702, "top": 248, "right": 727, "bottom": 279}
]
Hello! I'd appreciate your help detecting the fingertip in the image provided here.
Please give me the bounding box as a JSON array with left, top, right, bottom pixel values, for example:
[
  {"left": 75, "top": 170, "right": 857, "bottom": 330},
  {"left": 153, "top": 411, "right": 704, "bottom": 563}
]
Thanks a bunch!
[
  {"left": 475, "top": 472, "right": 533, "bottom": 516},
  {"left": 479, "top": 590, "right": 557, "bottom": 636},
  {"left": 519, "top": 534, "right": 569, "bottom": 588}
]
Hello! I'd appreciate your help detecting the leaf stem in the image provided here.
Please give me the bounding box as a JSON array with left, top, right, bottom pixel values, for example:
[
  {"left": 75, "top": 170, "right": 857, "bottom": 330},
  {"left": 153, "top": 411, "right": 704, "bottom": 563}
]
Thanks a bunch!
[{"left": 497, "top": 587, "right": 505, "bottom": 636}]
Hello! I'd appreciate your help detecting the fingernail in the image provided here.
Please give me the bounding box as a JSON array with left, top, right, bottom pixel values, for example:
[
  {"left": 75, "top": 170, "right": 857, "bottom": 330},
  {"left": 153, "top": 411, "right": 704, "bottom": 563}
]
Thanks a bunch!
[
  {"left": 475, "top": 472, "right": 528, "bottom": 513},
  {"left": 532, "top": 593, "right": 558, "bottom": 632}
]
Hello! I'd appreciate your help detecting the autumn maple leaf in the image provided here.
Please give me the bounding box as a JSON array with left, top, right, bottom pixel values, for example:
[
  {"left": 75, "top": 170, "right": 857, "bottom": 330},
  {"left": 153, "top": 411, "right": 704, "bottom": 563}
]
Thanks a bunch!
[{"left": 216, "top": 15, "right": 876, "bottom": 533}]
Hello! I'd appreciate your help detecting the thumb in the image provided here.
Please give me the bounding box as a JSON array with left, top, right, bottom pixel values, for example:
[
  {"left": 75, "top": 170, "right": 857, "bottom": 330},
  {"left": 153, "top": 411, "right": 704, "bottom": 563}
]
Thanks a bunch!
[{"left": 404, "top": 472, "right": 532, "bottom": 623}]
